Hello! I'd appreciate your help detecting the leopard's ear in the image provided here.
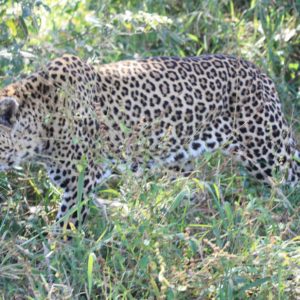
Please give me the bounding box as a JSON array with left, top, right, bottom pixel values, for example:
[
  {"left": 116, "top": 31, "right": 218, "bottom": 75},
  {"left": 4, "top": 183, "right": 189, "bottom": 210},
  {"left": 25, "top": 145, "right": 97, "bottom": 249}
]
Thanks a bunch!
[{"left": 0, "top": 97, "right": 19, "bottom": 128}]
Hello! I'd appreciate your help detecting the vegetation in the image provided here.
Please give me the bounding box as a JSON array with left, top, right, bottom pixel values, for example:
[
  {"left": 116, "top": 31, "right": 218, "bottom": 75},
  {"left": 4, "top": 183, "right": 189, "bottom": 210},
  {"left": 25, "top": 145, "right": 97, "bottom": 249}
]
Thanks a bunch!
[{"left": 0, "top": 0, "right": 299, "bottom": 298}]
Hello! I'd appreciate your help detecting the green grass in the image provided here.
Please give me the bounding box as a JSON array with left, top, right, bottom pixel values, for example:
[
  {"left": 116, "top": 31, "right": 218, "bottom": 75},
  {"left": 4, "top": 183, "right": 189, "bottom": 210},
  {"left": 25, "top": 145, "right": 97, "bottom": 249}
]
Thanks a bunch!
[
  {"left": 0, "top": 0, "right": 300, "bottom": 299},
  {"left": 1, "top": 155, "right": 300, "bottom": 298}
]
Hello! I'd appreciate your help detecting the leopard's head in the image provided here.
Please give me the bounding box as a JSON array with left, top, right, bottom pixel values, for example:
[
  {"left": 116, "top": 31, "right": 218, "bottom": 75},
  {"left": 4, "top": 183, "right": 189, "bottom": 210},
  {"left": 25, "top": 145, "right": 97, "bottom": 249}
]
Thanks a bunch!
[
  {"left": 0, "top": 96, "right": 20, "bottom": 170},
  {"left": 0, "top": 55, "right": 99, "bottom": 174},
  {"left": 0, "top": 85, "right": 47, "bottom": 171}
]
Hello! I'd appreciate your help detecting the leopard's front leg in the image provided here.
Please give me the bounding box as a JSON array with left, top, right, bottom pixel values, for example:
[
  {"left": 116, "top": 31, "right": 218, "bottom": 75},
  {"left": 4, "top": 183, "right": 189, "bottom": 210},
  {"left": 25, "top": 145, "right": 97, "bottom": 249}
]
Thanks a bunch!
[
  {"left": 48, "top": 164, "right": 108, "bottom": 234},
  {"left": 56, "top": 188, "right": 89, "bottom": 231}
]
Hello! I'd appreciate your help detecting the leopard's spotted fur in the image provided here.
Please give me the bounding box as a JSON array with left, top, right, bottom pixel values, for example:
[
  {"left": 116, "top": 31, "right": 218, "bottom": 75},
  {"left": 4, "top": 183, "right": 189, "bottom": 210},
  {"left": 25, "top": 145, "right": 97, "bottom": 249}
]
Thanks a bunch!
[{"left": 0, "top": 54, "right": 299, "bottom": 229}]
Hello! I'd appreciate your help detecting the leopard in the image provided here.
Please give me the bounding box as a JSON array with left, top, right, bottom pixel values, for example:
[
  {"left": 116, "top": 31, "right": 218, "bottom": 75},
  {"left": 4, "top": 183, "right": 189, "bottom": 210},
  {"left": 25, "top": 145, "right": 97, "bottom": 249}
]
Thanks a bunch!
[{"left": 0, "top": 54, "right": 299, "bottom": 231}]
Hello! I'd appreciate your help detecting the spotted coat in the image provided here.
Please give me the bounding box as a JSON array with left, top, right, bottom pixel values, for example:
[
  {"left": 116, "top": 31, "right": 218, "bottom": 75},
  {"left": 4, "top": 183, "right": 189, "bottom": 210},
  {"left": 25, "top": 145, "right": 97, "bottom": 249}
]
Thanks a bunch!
[{"left": 0, "top": 54, "right": 299, "bottom": 229}]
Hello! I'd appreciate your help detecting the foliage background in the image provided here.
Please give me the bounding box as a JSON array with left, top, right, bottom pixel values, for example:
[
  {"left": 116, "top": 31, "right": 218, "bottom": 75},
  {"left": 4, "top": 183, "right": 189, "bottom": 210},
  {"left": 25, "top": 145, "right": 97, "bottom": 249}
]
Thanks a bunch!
[{"left": 0, "top": 0, "right": 299, "bottom": 299}]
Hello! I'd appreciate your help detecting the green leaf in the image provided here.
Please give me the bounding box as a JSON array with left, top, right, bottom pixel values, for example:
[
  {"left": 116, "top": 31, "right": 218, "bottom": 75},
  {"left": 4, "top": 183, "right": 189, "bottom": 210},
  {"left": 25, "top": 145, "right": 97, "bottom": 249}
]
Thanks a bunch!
[
  {"left": 100, "top": 189, "right": 120, "bottom": 197},
  {"left": 139, "top": 255, "right": 149, "bottom": 270},
  {"left": 17, "top": 17, "right": 29, "bottom": 40},
  {"left": 87, "top": 252, "right": 96, "bottom": 295},
  {"left": 187, "top": 33, "right": 199, "bottom": 43},
  {"left": 189, "top": 239, "right": 198, "bottom": 254},
  {"left": 6, "top": 19, "right": 17, "bottom": 36},
  {"left": 119, "top": 121, "right": 131, "bottom": 134},
  {"left": 213, "top": 183, "right": 220, "bottom": 201},
  {"left": 230, "top": 0, "right": 235, "bottom": 19},
  {"left": 170, "top": 189, "right": 189, "bottom": 212},
  {"left": 166, "top": 288, "right": 175, "bottom": 300},
  {"left": 237, "top": 277, "right": 270, "bottom": 296}
]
